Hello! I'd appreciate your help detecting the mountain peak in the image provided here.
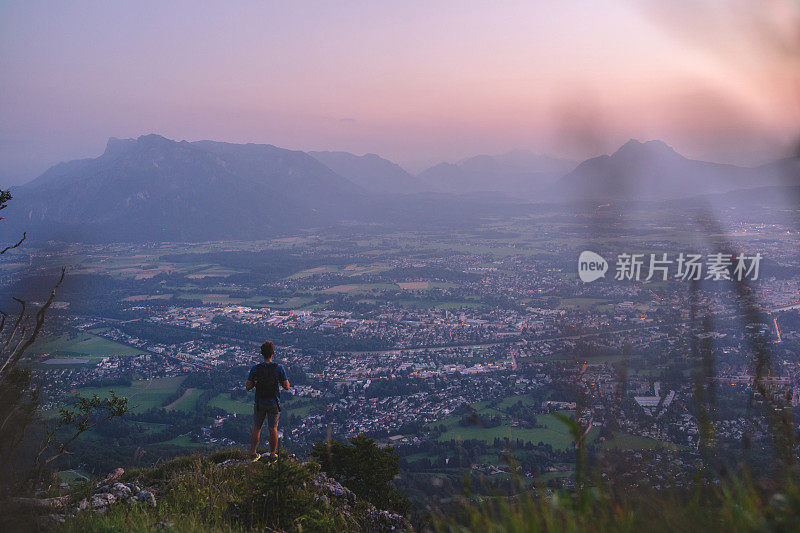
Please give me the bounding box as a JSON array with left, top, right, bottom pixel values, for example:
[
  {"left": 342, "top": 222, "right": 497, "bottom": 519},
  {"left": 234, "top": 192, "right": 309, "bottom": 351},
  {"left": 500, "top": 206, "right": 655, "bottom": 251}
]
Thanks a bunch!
[
  {"left": 136, "top": 133, "right": 175, "bottom": 147},
  {"left": 613, "top": 139, "right": 678, "bottom": 158},
  {"left": 309, "top": 150, "right": 423, "bottom": 194},
  {"left": 103, "top": 137, "right": 136, "bottom": 157},
  {"left": 103, "top": 134, "right": 176, "bottom": 158},
  {"left": 15, "top": 135, "right": 363, "bottom": 242},
  {"left": 558, "top": 138, "right": 759, "bottom": 201}
]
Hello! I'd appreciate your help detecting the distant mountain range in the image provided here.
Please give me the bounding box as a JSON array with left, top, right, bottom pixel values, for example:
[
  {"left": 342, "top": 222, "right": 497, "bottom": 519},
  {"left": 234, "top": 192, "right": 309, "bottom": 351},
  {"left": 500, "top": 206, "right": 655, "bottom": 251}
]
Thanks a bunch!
[
  {"left": 552, "top": 139, "right": 794, "bottom": 200},
  {"left": 9, "top": 135, "right": 363, "bottom": 242},
  {"left": 6, "top": 135, "right": 797, "bottom": 243},
  {"left": 418, "top": 150, "right": 575, "bottom": 196},
  {"left": 308, "top": 151, "right": 424, "bottom": 194}
]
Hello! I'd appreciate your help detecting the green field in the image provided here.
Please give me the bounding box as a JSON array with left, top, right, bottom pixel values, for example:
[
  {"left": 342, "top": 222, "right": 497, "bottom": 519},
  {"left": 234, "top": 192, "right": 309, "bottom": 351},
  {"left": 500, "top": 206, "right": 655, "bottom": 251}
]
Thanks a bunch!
[
  {"left": 491, "top": 395, "right": 536, "bottom": 410},
  {"left": 280, "top": 397, "right": 318, "bottom": 417},
  {"left": 433, "top": 410, "right": 596, "bottom": 450},
  {"left": 287, "top": 265, "right": 341, "bottom": 279},
  {"left": 432, "top": 395, "right": 682, "bottom": 452},
  {"left": 208, "top": 394, "right": 252, "bottom": 415},
  {"left": 160, "top": 434, "right": 208, "bottom": 449},
  {"left": 166, "top": 388, "right": 204, "bottom": 412},
  {"left": 176, "top": 292, "right": 317, "bottom": 309},
  {"left": 557, "top": 297, "right": 609, "bottom": 309},
  {"left": 537, "top": 469, "right": 574, "bottom": 483},
  {"left": 317, "top": 283, "right": 399, "bottom": 294},
  {"left": 178, "top": 292, "right": 262, "bottom": 305},
  {"left": 430, "top": 393, "right": 681, "bottom": 453},
  {"left": 30, "top": 332, "right": 148, "bottom": 358},
  {"left": 269, "top": 296, "right": 314, "bottom": 309},
  {"left": 186, "top": 266, "right": 244, "bottom": 278},
  {"left": 76, "top": 376, "right": 186, "bottom": 414},
  {"left": 428, "top": 394, "right": 597, "bottom": 450},
  {"left": 36, "top": 357, "right": 100, "bottom": 369}
]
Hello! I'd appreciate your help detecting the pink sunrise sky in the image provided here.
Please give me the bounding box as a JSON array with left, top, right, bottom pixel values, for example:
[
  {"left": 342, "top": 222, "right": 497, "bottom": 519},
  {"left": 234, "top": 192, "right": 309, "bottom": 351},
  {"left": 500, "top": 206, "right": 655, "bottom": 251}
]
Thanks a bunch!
[{"left": 1, "top": 0, "right": 798, "bottom": 183}]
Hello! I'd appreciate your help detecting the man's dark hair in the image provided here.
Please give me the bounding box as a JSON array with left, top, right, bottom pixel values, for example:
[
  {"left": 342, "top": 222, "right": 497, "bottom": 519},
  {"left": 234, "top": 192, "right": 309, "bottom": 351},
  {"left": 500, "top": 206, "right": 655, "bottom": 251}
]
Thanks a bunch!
[{"left": 261, "top": 340, "right": 274, "bottom": 359}]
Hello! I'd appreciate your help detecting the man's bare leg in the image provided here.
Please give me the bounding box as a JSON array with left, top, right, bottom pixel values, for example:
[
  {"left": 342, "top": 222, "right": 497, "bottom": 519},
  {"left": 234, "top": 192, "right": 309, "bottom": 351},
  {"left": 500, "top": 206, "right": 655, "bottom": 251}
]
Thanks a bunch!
[
  {"left": 250, "top": 425, "right": 262, "bottom": 456},
  {"left": 268, "top": 426, "right": 278, "bottom": 456}
]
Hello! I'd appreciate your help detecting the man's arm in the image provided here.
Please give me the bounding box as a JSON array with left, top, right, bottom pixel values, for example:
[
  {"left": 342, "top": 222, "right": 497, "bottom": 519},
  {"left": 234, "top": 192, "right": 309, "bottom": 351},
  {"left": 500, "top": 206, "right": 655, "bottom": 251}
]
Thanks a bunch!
[
  {"left": 278, "top": 365, "right": 290, "bottom": 390},
  {"left": 245, "top": 365, "right": 257, "bottom": 390}
]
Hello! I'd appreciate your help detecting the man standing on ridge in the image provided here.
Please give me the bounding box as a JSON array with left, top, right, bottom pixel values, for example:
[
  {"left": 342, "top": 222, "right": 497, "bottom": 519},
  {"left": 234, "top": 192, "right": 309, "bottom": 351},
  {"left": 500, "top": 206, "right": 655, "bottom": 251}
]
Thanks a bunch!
[{"left": 246, "top": 340, "right": 290, "bottom": 462}]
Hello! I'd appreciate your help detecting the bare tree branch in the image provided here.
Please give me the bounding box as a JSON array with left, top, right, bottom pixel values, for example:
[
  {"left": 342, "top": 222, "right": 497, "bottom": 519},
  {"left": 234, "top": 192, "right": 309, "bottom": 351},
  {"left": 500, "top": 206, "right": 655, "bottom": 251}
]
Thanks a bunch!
[
  {"left": 0, "top": 232, "right": 26, "bottom": 255},
  {"left": 0, "top": 267, "right": 65, "bottom": 386},
  {"left": 10, "top": 494, "right": 72, "bottom": 509},
  {"left": 0, "top": 300, "right": 28, "bottom": 379}
]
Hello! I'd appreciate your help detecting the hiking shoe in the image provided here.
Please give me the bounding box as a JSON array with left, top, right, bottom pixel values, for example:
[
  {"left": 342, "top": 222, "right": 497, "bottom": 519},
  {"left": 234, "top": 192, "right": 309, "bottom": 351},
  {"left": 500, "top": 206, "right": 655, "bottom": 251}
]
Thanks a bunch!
[{"left": 251, "top": 453, "right": 261, "bottom": 463}]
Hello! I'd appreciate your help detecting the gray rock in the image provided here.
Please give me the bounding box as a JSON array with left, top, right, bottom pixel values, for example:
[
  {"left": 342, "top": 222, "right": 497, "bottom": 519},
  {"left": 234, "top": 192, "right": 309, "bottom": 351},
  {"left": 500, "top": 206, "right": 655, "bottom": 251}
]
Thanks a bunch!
[
  {"left": 365, "top": 506, "right": 411, "bottom": 532},
  {"left": 91, "top": 492, "right": 116, "bottom": 508},
  {"left": 111, "top": 482, "right": 132, "bottom": 499},
  {"left": 311, "top": 472, "right": 355, "bottom": 500}
]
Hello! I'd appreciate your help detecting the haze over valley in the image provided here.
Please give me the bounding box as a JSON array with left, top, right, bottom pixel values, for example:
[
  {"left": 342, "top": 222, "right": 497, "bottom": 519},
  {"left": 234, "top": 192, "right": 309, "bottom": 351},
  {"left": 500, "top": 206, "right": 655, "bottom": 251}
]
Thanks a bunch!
[{"left": 8, "top": 134, "right": 798, "bottom": 243}]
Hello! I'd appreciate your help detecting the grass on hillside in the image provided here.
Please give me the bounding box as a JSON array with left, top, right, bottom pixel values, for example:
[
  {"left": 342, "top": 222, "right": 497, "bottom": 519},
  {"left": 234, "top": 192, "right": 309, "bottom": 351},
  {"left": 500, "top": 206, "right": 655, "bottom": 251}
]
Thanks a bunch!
[
  {"left": 432, "top": 472, "right": 800, "bottom": 532},
  {"left": 34, "top": 445, "right": 800, "bottom": 533},
  {"left": 58, "top": 450, "right": 369, "bottom": 533}
]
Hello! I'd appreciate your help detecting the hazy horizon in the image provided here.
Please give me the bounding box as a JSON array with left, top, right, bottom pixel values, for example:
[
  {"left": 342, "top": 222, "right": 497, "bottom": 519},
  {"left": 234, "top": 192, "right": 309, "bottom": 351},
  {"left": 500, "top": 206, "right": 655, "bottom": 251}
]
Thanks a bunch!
[{"left": 2, "top": 1, "right": 798, "bottom": 185}]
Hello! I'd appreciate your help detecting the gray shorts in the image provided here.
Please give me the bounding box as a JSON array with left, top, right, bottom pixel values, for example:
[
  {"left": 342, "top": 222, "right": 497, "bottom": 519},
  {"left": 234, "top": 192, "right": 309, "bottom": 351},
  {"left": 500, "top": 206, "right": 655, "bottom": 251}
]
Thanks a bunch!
[{"left": 254, "top": 402, "right": 280, "bottom": 429}]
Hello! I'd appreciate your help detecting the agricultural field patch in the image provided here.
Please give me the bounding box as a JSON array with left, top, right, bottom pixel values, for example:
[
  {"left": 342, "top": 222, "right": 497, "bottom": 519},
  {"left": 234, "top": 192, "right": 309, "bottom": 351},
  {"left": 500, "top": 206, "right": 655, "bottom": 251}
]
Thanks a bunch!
[
  {"left": 75, "top": 376, "right": 186, "bottom": 414},
  {"left": 29, "top": 332, "right": 148, "bottom": 358}
]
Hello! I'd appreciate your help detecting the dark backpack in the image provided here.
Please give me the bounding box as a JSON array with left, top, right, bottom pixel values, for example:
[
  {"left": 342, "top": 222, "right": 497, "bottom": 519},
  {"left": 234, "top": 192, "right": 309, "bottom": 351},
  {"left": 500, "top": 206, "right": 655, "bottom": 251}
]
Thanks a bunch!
[{"left": 254, "top": 362, "right": 279, "bottom": 401}]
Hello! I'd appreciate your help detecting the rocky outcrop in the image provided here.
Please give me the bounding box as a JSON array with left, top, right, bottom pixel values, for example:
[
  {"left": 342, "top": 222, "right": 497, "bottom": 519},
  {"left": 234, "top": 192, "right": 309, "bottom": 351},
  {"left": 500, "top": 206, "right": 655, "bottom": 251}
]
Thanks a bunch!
[
  {"left": 77, "top": 481, "right": 158, "bottom": 515},
  {"left": 41, "top": 454, "right": 411, "bottom": 532},
  {"left": 309, "top": 471, "right": 410, "bottom": 532}
]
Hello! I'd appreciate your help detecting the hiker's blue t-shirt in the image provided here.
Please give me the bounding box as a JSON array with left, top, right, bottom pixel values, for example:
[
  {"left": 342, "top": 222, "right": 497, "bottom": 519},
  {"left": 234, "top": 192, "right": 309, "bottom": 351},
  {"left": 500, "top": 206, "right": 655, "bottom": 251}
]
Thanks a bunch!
[{"left": 248, "top": 363, "right": 287, "bottom": 407}]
